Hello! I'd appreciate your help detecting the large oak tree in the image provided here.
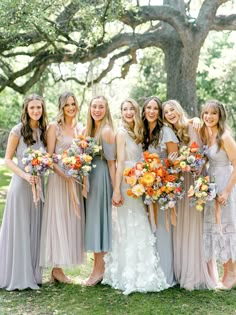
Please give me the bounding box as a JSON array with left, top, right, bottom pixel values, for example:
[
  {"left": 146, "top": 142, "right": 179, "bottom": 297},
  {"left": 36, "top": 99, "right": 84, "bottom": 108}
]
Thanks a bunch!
[{"left": 0, "top": 0, "right": 236, "bottom": 114}]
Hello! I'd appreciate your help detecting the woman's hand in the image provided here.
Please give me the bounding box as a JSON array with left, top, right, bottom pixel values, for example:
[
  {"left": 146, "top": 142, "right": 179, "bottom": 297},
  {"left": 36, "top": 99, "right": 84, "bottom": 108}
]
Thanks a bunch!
[
  {"left": 217, "top": 191, "right": 229, "bottom": 206},
  {"left": 191, "top": 117, "right": 202, "bottom": 132},
  {"left": 24, "top": 173, "right": 37, "bottom": 185},
  {"left": 112, "top": 191, "right": 124, "bottom": 207}
]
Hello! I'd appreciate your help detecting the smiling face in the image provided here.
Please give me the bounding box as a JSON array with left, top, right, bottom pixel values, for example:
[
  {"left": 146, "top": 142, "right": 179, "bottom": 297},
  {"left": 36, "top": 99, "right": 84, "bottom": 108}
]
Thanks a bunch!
[
  {"left": 202, "top": 105, "right": 219, "bottom": 128},
  {"left": 63, "top": 96, "right": 78, "bottom": 118},
  {"left": 27, "top": 100, "right": 43, "bottom": 123},
  {"left": 90, "top": 97, "right": 107, "bottom": 122},
  {"left": 121, "top": 101, "right": 136, "bottom": 125},
  {"left": 163, "top": 103, "right": 180, "bottom": 126},
  {"left": 144, "top": 99, "right": 159, "bottom": 124}
]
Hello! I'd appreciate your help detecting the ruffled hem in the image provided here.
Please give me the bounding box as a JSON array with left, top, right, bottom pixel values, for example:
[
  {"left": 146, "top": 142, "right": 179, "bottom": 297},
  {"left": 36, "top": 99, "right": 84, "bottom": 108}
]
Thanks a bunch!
[
  {"left": 203, "top": 233, "right": 236, "bottom": 263},
  {"left": 102, "top": 204, "right": 169, "bottom": 295}
]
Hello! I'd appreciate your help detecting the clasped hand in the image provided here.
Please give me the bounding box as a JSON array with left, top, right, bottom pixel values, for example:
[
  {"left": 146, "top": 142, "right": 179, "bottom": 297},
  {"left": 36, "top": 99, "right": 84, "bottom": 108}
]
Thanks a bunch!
[{"left": 112, "top": 191, "right": 124, "bottom": 207}]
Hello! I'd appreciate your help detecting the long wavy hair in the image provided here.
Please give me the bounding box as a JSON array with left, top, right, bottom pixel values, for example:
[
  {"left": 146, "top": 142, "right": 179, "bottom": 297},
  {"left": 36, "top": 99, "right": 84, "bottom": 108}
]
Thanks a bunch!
[
  {"left": 85, "top": 96, "right": 113, "bottom": 146},
  {"left": 200, "top": 99, "right": 228, "bottom": 150},
  {"left": 142, "top": 96, "right": 163, "bottom": 150},
  {"left": 20, "top": 94, "right": 47, "bottom": 146},
  {"left": 56, "top": 91, "right": 79, "bottom": 127},
  {"left": 162, "top": 99, "right": 190, "bottom": 145},
  {"left": 121, "top": 98, "right": 143, "bottom": 144}
]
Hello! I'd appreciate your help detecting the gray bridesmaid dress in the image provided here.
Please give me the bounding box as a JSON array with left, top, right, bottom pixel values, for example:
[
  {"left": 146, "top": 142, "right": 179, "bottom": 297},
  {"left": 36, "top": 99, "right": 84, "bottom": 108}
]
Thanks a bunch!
[
  {"left": 148, "top": 126, "right": 179, "bottom": 286},
  {"left": 0, "top": 123, "right": 44, "bottom": 290},
  {"left": 85, "top": 138, "right": 115, "bottom": 252}
]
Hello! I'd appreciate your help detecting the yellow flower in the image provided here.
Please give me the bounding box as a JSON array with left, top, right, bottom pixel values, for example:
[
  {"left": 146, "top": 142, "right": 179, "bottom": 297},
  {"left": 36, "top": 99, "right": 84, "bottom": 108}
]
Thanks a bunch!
[
  {"left": 196, "top": 204, "right": 204, "bottom": 211},
  {"left": 142, "top": 172, "right": 156, "bottom": 187},
  {"left": 180, "top": 161, "right": 186, "bottom": 169},
  {"left": 83, "top": 154, "right": 92, "bottom": 163}
]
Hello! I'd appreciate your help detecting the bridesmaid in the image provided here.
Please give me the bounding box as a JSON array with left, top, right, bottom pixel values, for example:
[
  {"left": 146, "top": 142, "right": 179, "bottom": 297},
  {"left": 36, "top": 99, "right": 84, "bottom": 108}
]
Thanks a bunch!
[
  {"left": 162, "top": 99, "right": 216, "bottom": 290},
  {"left": 0, "top": 94, "right": 47, "bottom": 290},
  {"left": 102, "top": 98, "right": 169, "bottom": 295},
  {"left": 82, "top": 96, "right": 116, "bottom": 286},
  {"left": 40, "top": 91, "right": 85, "bottom": 283},
  {"left": 142, "top": 96, "right": 178, "bottom": 286},
  {"left": 200, "top": 100, "right": 236, "bottom": 289}
]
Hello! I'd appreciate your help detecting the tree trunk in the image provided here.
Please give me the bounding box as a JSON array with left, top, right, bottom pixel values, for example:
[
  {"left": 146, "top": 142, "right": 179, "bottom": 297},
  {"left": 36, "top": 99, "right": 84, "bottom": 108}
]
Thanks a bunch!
[{"left": 164, "top": 42, "right": 200, "bottom": 117}]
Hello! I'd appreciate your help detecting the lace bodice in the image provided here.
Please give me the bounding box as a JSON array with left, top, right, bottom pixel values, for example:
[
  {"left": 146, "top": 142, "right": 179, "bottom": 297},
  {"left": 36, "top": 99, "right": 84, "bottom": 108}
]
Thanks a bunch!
[
  {"left": 206, "top": 144, "right": 231, "bottom": 168},
  {"left": 10, "top": 123, "right": 45, "bottom": 171}
]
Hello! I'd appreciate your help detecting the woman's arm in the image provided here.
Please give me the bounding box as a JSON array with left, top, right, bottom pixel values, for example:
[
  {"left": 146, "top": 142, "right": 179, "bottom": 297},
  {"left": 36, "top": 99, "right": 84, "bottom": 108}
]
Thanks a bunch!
[
  {"left": 112, "top": 129, "right": 126, "bottom": 207},
  {"left": 5, "top": 133, "right": 33, "bottom": 184},
  {"left": 217, "top": 132, "right": 236, "bottom": 206},
  {"left": 188, "top": 117, "right": 202, "bottom": 133},
  {"left": 101, "top": 125, "right": 116, "bottom": 189}
]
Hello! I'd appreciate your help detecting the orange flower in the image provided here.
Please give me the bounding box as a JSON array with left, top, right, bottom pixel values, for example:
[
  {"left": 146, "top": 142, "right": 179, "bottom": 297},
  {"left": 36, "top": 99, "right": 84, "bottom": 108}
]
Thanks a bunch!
[
  {"left": 79, "top": 140, "right": 88, "bottom": 149},
  {"left": 165, "top": 174, "right": 177, "bottom": 182},
  {"left": 123, "top": 167, "right": 132, "bottom": 176},
  {"left": 190, "top": 141, "right": 199, "bottom": 153},
  {"left": 77, "top": 134, "right": 86, "bottom": 140},
  {"left": 127, "top": 189, "right": 134, "bottom": 196},
  {"left": 75, "top": 156, "right": 82, "bottom": 169},
  {"left": 147, "top": 187, "right": 154, "bottom": 196},
  {"left": 31, "top": 158, "right": 40, "bottom": 166},
  {"left": 155, "top": 167, "right": 166, "bottom": 178},
  {"left": 142, "top": 172, "right": 156, "bottom": 187}
]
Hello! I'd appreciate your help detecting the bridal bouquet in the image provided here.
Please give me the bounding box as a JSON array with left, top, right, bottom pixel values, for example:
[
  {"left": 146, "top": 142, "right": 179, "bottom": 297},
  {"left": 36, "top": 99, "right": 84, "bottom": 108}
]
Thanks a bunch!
[
  {"left": 22, "top": 147, "right": 53, "bottom": 207},
  {"left": 188, "top": 175, "right": 217, "bottom": 211},
  {"left": 174, "top": 142, "right": 206, "bottom": 173},
  {"left": 124, "top": 151, "right": 165, "bottom": 202},
  {"left": 124, "top": 151, "right": 184, "bottom": 209}
]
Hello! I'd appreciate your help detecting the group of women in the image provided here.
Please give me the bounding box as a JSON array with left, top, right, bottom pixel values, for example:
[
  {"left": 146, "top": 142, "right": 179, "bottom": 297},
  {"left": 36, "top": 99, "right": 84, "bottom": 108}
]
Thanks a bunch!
[{"left": 0, "top": 92, "right": 236, "bottom": 294}]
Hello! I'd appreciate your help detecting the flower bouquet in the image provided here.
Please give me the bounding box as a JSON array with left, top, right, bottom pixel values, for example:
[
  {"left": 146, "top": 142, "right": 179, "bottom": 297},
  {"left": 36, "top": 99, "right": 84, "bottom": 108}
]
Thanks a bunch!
[
  {"left": 174, "top": 142, "right": 206, "bottom": 174},
  {"left": 124, "top": 151, "right": 185, "bottom": 230},
  {"left": 22, "top": 147, "right": 53, "bottom": 207},
  {"left": 188, "top": 175, "right": 217, "bottom": 211},
  {"left": 73, "top": 134, "right": 101, "bottom": 156}
]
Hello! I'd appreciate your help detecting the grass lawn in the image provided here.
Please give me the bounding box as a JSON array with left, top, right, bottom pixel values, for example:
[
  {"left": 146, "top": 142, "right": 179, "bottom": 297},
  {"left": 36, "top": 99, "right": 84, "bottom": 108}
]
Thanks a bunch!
[{"left": 1, "top": 159, "right": 236, "bottom": 315}]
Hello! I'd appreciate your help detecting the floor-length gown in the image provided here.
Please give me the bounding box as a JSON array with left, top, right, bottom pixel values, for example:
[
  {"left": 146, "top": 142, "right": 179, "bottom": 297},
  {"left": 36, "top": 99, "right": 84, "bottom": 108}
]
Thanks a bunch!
[
  {"left": 102, "top": 128, "right": 169, "bottom": 295},
  {"left": 148, "top": 125, "right": 178, "bottom": 286},
  {"left": 40, "top": 123, "right": 85, "bottom": 267},
  {"left": 203, "top": 144, "right": 236, "bottom": 263},
  {"left": 0, "top": 123, "right": 43, "bottom": 290},
  {"left": 85, "top": 138, "right": 115, "bottom": 252},
  {"left": 173, "top": 124, "right": 216, "bottom": 290}
]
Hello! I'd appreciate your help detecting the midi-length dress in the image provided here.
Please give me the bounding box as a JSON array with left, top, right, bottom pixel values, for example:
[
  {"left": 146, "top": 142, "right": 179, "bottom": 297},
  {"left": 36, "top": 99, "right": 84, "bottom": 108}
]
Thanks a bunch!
[
  {"left": 0, "top": 123, "right": 44, "bottom": 290},
  {"left": 85, "top": 137, "right": 115, "bottom": 252},
  {"left": 40, "top": 123, "right": 85, "bottom": 267}
]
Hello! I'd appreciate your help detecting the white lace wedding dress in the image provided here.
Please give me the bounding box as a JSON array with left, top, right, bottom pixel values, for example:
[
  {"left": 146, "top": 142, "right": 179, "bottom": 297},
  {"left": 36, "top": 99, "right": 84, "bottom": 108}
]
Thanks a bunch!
[{"left": 102, "top": 128, "right": 169, "bottom": 295}]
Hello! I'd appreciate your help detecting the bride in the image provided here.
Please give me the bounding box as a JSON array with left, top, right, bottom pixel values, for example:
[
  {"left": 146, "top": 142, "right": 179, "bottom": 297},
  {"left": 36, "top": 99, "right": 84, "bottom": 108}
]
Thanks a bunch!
[{"left": 102, "top": 98, "right": 169, "bottom": 295}]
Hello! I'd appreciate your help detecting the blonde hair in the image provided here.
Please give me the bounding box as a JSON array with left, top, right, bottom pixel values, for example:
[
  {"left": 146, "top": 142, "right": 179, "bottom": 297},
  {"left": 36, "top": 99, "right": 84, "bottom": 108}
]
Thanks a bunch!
[
  {"left": 57, "top": 91, "right": 79, "bottom": 127},
  {"left": 85, "top": 96, "right": 113, "bottom": 146},
  {"left": 200, "top": 99, "right": 229, "bottom": 149},
  {"left": 121, "top": 98, "right": 143, "bottom": 144},
  {"left": 162, "top": 99, "right": 190, "bottom": 144}
]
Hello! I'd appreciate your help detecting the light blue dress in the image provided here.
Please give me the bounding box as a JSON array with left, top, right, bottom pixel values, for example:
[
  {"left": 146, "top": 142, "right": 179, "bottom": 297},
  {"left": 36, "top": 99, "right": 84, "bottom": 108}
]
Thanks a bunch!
[
  {"left": 148, "top": 126, "right": 178, "bottom": 286},
  {"left": 85, "top": 138, "right": 115, "bottom": 252},
  {"left": 0, "top": 123, "right": 44, "bottom": 290}
]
